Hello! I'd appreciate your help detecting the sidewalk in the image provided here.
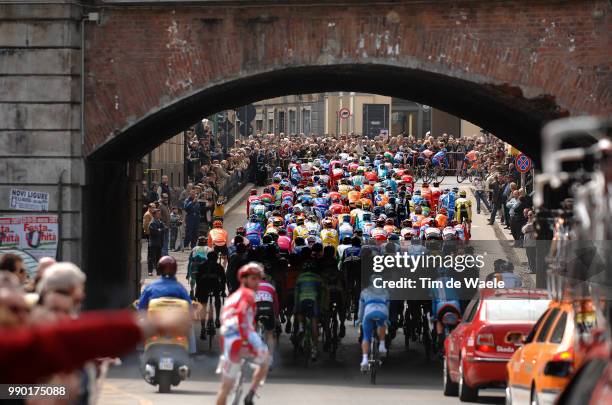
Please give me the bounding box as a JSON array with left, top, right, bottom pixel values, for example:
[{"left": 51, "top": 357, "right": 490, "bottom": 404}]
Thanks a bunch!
[
  {"left": 467, "top": 186, "right": 535, "bottom": 288},
  {"left": 139, "top": 182, "right": 255, "bottom": 291}
]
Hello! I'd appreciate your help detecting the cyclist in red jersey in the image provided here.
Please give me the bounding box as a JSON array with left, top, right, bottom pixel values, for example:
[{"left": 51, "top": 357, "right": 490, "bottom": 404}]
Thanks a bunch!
[{"left": 216, "top": 263, "right": 269, "bottom": 405}]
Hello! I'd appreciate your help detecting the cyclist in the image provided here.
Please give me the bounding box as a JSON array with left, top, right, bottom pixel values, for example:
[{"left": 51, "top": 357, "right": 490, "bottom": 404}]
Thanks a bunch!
[
  {"left": 208, "top": 220, "right": 229, "bottom": 265},
  {"left": 358, "top": 275, "right": 390, "bottom": 371},
  {"left": 217, "top": 263, "right": 269, "bottom": 405},
  {"left": 294, "top": 257, "right": 324, "bottom": 361},
  {"left": 245, "top": 214, "right": 264, "bottom": 247},
  {"left": 187, "top": 236, "right": 210, "bottom": 297},
  {"left": 431, "top": 146, "right": 447, "bottom": 170},
  {"left": 454, "top": 190, "right": 473, "bottom": 236},
  {"left": 320, "top": 218, "right": 339, "bottom": 251},
  {"left": 195, "top": 251, "right": 226, "bottom": 336},
  {"left": 319, "top": 245, "right": 347, "bottom": 339},
  {"left": 255, "top": 275, "right": 280, "bottom": 367},
  {"left": 246, "top": 188, "right": 259, "bottom": 217}
]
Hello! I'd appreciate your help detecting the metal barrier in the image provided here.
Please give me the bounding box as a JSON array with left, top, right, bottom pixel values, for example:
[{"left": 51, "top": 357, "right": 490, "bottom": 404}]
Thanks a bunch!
[{"left": 444, "top": 151, "right": 466, "bottom": 175}]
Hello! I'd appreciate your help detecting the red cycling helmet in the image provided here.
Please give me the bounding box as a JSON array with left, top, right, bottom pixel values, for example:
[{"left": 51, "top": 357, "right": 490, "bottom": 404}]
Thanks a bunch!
[
  {"left": 213, "top": 220, "right": 223, "bottom": 228},
  {"left": 238, "top": 262, "right": 265, "bottom": 280},
  {"left": 157, "top": 256, "right": 177, "bottom": 277},
  {"left": 250, "top": 188, "right": 258, "bottom": 195}
]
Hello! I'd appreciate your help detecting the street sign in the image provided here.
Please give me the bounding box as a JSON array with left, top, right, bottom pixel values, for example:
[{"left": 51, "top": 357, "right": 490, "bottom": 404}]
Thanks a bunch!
[
  {"left": 338, "top": 108, "right": 351, "bottom": 120},
  {"left": 515, "top": 153, "right": 532, "bottom": 173}
]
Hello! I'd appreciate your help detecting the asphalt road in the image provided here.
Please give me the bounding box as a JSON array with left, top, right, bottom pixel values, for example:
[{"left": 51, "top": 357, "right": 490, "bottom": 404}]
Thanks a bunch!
[{"left": 102, "top": 176, "right": 523, "bottom": 405}]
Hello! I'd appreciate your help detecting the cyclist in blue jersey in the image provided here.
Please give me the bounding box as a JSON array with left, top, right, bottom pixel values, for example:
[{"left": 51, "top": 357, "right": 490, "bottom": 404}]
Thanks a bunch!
[{"left": 358, "top": 276, "right": 390, "bottom": 370}]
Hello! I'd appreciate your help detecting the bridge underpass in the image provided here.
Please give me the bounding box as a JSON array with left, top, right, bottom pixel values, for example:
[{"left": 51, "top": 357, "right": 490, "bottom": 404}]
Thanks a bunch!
[{"left": 0, "top": 0, "right": 609, "bottom": 308}]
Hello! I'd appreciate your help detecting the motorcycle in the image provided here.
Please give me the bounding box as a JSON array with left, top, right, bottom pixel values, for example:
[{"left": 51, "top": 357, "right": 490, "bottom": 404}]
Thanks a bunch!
[
  {"left": 140, "top": 297, "right": 193, "bottom": 393},
  {"left": 433, "top": 300, "right": 462, "bottom": 359}
]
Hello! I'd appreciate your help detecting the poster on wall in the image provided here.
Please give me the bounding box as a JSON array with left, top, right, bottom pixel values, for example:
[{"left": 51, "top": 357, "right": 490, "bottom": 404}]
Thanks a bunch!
[
  {"left": 0, "top": 214, "right": 58, "bottom": 260},
  {"left": 9, "top": 188, "right": 50, "bottom": 211}
]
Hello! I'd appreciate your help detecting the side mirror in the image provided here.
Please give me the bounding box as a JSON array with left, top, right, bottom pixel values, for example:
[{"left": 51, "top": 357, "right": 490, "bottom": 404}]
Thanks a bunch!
[{"left": 543, "top": 360, "right": 572, "bottom": 378}]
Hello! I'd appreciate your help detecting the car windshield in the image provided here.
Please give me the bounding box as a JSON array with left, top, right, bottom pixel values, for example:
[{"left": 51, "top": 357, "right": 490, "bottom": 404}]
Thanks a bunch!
[{"left": 485, "top": 299, "right": 550, "bottom": 322}]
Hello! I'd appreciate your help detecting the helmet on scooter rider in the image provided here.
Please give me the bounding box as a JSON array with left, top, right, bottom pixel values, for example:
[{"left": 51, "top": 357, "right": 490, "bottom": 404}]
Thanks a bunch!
[
  {"left": 238, "top": 262, "right": 265, "bottom": 280},
  {"left": 157, "top": 256, "right": 177, "bottom": 278}
]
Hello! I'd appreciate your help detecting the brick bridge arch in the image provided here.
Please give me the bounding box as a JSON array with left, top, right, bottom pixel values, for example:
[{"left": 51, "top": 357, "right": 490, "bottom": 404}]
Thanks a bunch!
[
  {"left": 85, "top": 0, "right": 611, "bottom": 162},
  {"left": 81, "top": 0, "right": 610, "bottom": 307}
]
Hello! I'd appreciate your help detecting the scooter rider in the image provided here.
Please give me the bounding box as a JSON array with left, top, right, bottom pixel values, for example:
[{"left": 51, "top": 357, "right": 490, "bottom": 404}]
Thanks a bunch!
[{"left": 138, "top": 256, "right": 191, "bottom": 311}]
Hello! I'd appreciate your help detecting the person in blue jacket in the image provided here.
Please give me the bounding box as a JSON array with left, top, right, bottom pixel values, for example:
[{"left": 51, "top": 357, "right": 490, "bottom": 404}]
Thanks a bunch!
[{"left": 183, "top": 189, "right": 201, "bottom": 249}]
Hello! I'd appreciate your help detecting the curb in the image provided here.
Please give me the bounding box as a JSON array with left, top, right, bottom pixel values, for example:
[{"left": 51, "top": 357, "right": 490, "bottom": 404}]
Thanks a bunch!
[{"left": 224, "top": 182, "right": 255, "bottom": 214}]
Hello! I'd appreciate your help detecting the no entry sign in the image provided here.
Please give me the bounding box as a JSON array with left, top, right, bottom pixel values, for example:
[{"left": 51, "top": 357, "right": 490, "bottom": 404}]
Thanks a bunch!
[
  {"left": 338, "top": 108, "right": 351, "bottom": 120},
  {"left": 515, "top": 153, "right": 532, "bottom": 173}
]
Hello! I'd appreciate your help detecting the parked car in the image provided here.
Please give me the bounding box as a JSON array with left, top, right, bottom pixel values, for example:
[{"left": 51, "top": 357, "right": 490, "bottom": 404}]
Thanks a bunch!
[
  {"left": 505, "top": 298, "right": 597, "bottom": 405},
  {"left": 443, "top": 288, "right": 550, "bottom": 402}
]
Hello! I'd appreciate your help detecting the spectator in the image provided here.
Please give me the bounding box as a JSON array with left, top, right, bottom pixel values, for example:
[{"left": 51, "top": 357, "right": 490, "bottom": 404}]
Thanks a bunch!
[
  {"left": 142, "top": 203, "right": 156, "bottom": 239},
  {"left": 37, "top": 261, "right": 87, "bottom": 312},
  {"left": 169, "top": 206, "right": 182, "bottom": 252},
  {"left": 158, "top": 175, "right": 172, "bottom": 205},
  {"left": 522, "top": 210, "right": 537, "bottom": 273},
  {"left": 159, "top": 193, "right": 171, "bottom": 256},
  {"left": 0, "top": 253, "right": 27, "bottom": 285},
  {"left": 183, "top": 189, "right": 201, "bottom": 249},
  {"left": 147, "top": 209, "right": 165, "bottom": 276},
  {"left": 473, "top": 175, "right": 491, "bottom": 214},
  {"left": 488, "top": 175, "right": 504, "bottom": 225}
]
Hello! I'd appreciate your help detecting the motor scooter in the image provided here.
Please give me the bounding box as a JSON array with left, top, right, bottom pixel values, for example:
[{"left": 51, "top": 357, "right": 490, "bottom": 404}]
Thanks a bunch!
[{"left": 141, "top": 297, "right": 192, "bottom": 393}]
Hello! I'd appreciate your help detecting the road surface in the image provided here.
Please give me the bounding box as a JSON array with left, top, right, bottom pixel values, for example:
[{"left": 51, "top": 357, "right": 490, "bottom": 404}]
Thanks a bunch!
[{"left": 101, "top": 177, "right": 525, "bottom": 405}]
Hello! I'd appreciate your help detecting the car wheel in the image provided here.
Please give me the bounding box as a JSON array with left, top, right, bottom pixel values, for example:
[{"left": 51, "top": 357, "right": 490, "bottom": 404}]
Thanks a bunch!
[
  {"left": 458, "top": 361, "right": 478, "bottom": 402},
  {"left": 530, "top": 384, "right": 539, "bottom": 405},
  {"left": 443, "top": 358, "right": 458, "bottom": 396}
]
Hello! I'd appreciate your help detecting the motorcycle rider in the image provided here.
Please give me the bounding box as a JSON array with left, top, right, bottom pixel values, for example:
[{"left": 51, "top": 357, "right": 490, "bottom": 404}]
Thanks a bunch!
[{"left": 138, "top": 256, "right": 191, "bottom": 311}]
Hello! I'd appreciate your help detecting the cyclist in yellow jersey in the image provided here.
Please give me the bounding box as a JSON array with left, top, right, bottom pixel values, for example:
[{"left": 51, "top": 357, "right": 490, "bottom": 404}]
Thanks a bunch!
[
  {"left": 455, "top": 190, "right": 473, "bottom": 234},
  {"left": 320, "top": 219, "right": 339, "bottom": 251}
]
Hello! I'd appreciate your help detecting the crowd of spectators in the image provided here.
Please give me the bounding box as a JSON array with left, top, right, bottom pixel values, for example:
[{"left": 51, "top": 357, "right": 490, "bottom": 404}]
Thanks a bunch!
[{"left": 0, "top": 253, "right": 189, "bottom": 394}]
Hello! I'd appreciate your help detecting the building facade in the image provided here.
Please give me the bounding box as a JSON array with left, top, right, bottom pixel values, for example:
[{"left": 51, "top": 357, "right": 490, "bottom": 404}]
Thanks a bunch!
[
  {"left": 252, "top": 94, "right": 325, "bottom": 136},
  {"left": 148, "top": 133, "right": 185, "bottom": 187}
]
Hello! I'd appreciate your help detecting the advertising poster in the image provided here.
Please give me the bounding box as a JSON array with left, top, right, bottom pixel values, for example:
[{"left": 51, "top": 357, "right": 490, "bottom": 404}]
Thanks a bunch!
[{"left": 0, "top": 214, "right": 58, "bottom": 260}]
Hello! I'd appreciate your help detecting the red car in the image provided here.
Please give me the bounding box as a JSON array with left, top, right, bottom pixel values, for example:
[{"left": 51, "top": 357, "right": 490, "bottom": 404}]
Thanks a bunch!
[{"left": 443, "top": 288, "right": 550, "bottom": 402}]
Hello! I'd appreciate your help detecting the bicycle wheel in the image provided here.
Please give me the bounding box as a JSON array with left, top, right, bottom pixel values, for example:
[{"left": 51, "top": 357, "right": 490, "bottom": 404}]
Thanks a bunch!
[
  {"left": 468, "top": 170, "right": 474, "bottom": 183},
  {"left": 456, "top": 168, "right": 466, "bottom": 183},
  {"left": 435, "top": 167, "right": 445, "bottom": 183},
  {"left": 330, "top": 316, "right": 338, "bottom": 359},
  {"left": 370, "top": 339, "right": 379, "bottom": 385},
  {"left": 229, "top": 367, "right": 244, "bottom": 405}
]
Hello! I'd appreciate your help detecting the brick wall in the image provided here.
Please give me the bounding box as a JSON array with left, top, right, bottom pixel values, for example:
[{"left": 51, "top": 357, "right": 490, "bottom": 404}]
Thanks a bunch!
[{"left": 84, "top": 0, "right": 611, "bottom": 160}]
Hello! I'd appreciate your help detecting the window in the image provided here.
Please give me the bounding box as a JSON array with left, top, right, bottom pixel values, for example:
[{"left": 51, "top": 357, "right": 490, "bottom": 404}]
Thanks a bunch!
[
  {"left": 463, "top": 299, "right": 480, "bottom": 323},
  {"left": 302, "top": 109, "right": 311, "bottom": 135},
  {"left": 256, "top": 120, "right": 263, "bottom": 131},
  {"left": 536, "top": 308, "right": 560, "bottom": 342},
  {"left": 278, "top": 111, "right": 286, "bottom": 134},
  {"left": 549, "top": 311, "right": 568, "bottom": 344},
  {"left": 485, "top": 299, "right": 550, "bottom": 322},
  {"left": 524, "top": 309, "right": 550, "bottom": 344},
  {"left": 289, "top": 109, "right": 297, "bottom": 134},
  {"left": 268, "top": 119, "right": 274, "bottom": 132}
]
